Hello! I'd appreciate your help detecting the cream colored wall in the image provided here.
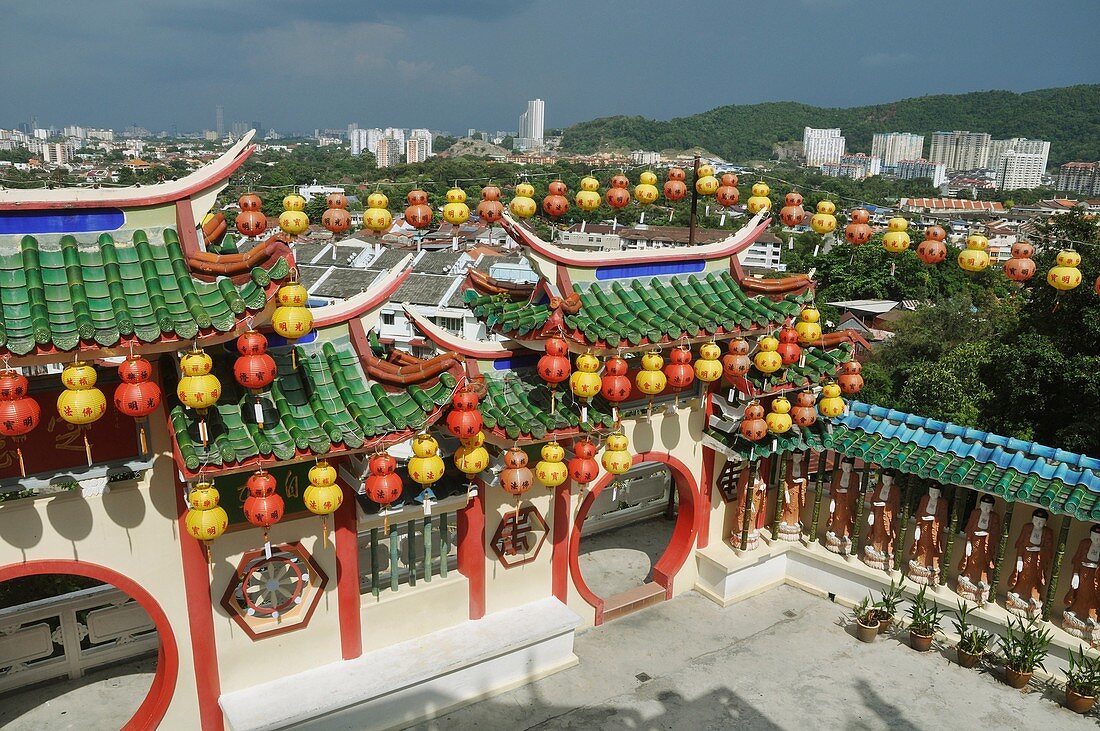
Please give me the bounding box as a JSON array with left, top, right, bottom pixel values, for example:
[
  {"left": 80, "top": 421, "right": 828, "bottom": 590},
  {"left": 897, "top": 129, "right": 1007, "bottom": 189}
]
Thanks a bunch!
[
  {"left": 483, "top": 483, "right": 556, "bottom": 616},
  {"left": 360, "top": 574, "right": 469, "bottom": 653}
]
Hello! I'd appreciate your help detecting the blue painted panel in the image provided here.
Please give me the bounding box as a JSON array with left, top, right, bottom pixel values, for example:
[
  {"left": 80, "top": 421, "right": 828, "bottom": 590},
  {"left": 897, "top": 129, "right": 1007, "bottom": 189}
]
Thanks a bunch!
[
  {"left": 266, "top": 330, "right": 318, "bottom": 348},
  {"left": 493, "top": 355, "right": 539, "bottom": 371},
  {"left": 0, "top": 208, "right": 125, "bottom": 234},
  {"left": 594, "top": 259, "right": 705, "bottom": 280}
]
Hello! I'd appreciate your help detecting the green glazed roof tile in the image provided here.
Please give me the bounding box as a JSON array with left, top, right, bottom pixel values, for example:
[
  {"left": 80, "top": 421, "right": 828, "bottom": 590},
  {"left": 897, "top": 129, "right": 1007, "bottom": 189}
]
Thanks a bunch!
[{"left": 480, "top": 369, "right": 615, "bottom": 442}]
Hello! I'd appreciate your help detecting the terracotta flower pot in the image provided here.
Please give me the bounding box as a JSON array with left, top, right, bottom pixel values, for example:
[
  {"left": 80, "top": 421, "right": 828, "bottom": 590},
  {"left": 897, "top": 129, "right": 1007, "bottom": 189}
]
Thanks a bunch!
[
  {"left": 878, "top": 616, "right": 893, "bottom": 635},
  {"left": 1004, "top": 668, "right": 1033, "bottom": 689},
  {"left": 909, "top": 630, "right": 933, "bottom": 652},
  {"left": 856, "top": 619, "right": 880, "bottom": 643},
  {"left": 1065, "top": 689, "right": 1097, "bottom": 714},
  {"left": 957, "top": 648, "right": 981, "bottom": 668}
]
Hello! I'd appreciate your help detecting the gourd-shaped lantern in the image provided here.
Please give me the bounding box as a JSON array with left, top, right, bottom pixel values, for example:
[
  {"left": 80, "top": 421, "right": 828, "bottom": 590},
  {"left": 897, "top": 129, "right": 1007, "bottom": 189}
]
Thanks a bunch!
[
  {"left": 114, "top": 355, "right": 161, "bottom": 453},
  {"left": 695, "top": 164, "right": 719, "bottom": 196},
  {"left": 722, "top": 338, "right": 752, "bottom": 383},
  {"left": 746, "top": 182, "right": 772, "bottom": 214},
  {"left": 1047, "top": 249, "right": 1083, "bottom": 291},
  {"left": 779, "top": 192, "right": 805, "bottom": 227},
  {"left": 917, "top": 225, "right": 948, "bottom": 265},
  {"left": 838, "top": 360, "right": 864, "bottom": 395},
  {"left": 694, "top": 342, "right": 723, "bottom": 383},
  {"left": 321, "top": 192, "right": 351, "bottom": 237},
  {"left": 575, "top": 177, "right": 602, "bottom": 212},
  {"left": 476, "top": 185, "right": 505, "bottom": 225},
  {"left": 766, "top": 396, "right": 793, "bottom": 434},
  {"left": 365, "top": 452, "right": 404, "bottom": 526},
  {"left": 542, "top": 180, "right": 570, "bottom": 218},
  {"left": 305, "top": 460, "right": 342, "bottom": 546},
  {"left": 810, "top": 200, "right": 837, "bottom": 235},
  {"left": 535, "top": 441, "right": 568, "bottom": 490},
  {"left": 1003, "top": 240, "right": 1036, "bottom": 283},
  {"left": 664, "top": 346, "right": 695, "bottom": 390},
  {"left": 791, "top": 390, "right": 817, "bottom": 428},
  {"left": 405, "top": 189, "right": 434, "bottom": 229},
  {"left": 795, "top": 306, "right": 822, "bottom": 346},
  {"left": 271, "top": 278, "right": 313, "bottom": 365},
  {"left": 958, "top": 233, "right": 990, "bottom": 272},
  {"left": 601, "top": 432, "right": 632, "bottom": 476},
  {"left": 0, "top": 368, "right": 40, "bottom": 476},
  {"left": 408, "top": 433, "right": 444, "bottom": 512},
  {"left": 233, "top": 330, "right": 277, "bottom": 429},
  {"left": 278, "top": 194, "right": 309, "bottom": 236},
  {"left": 58, "top": 361, "right": 107, "bottom": 466},
  {"left": 776, "top": 325, "right": 801, "bottom": 366},
  {"left": 1095, "top": 275, "right": 1100, "bottom": 296},
  {"left": 243, "top": 469, "right": 284, "bottom": 555},
  {"left": 363, "top": 191, "right": 393, "bottom": 234},
  {"left": 510, "top": 182, "right": 538, "bottom": 218},
  {"left": 177, "top": 347, "right": 220, "bottom": 448},
  {"left": 569, "top": 439, "right": 600, "bottom": 485},
  {"left": 740, "top": 402, "right": 768, "bottom": 441},
  {"left": 454, "top": 431, "right": 489, "bottom": 500},
  {"left": 570, "top": 352, "right": 602, "bottom": 423},
  {"left": 715, "top": 174, "right": 740, "bottom": 208},
  {"left": 753, "top": 336, "right": 782, "bottom": 375},
  {"left": 634, "top": 172, "right": 660, "bottom": 206},
  {"left": 236, "top": 193, "right": 267, "bottom": 238},
  {"left": 501, "top": 447, "right": 534, "bottom": 517},
  {"left": 185, "top": 479, "right": 228, "bottom": 563},
  {"left": 844, "top": 208, "right": 872, "bottom": 245},
  {"left": 605, "top": 174, "right": 631, "bottom": 210},
  {"left": 663, "top": 168, "right": 687, "bottom": 202},
  {"left": 601, "top": 355, "right": 632, "bottom": 422},
  {"left": 882, "top": 217, "right": 911, "bottom": 253},
  {"left": 443, "top": 188, "right": 470, "bottom": 226},
  {"left": 636, "top": 350, "right": 667, "bottom": 401},
  {"left": 446, "top": 386, "right": 483, "bottom": 439},
  {"left": 818, "top": 382, "right": 845, "bottom": 417},
  {"left": 537, "top": 337, "right": 571, "bottom": 414}
]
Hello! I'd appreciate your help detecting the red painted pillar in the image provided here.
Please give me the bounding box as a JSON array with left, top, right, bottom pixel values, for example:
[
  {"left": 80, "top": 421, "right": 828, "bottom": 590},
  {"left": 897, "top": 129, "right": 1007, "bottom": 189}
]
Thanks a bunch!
[
  {"left": 551, "top": 481, "right": 571, "bottom": 604},
  {"left": 175, "top": 477, "right": 224, "bottom": 731},
  {"left": 457, "top": 480, "right": 486, "bottom": 619},
  {"left": 698, "top": 446, "right": 715, "bottom": 548},
  {"left": 333, "top": 480, "right": 362, "bottom": 660}
]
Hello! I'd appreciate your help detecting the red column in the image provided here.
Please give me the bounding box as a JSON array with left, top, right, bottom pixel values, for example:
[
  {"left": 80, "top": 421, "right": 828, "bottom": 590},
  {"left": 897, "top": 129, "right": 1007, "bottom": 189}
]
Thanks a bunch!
[
  {"left": 175, "top": 477, "right": 224, "bottom": 731},
  {"left": 551, "top": 482, "right": 571, "bottom": 604},
  {"left": 698, "top": 446, "right": 715, "bottom": 548},
  {"left": 457, "top": 480, "right": 486, "bottom": 619},
  {"left": 333, "top": 480, "right": 362, "bottom": 660}
]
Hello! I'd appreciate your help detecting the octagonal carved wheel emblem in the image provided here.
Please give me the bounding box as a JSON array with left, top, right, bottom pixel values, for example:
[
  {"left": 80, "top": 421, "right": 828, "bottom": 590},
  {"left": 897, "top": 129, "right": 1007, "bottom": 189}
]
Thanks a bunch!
[
  {"left": 491, "top": 505, "right": 549, "bottom": 568},
  {"left": 220, "top": 541, "right": 328, "bottom": 640}
]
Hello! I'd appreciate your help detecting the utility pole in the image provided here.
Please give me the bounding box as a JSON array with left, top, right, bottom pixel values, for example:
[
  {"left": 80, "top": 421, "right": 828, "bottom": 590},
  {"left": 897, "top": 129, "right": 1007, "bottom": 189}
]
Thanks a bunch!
[{"left": 688, "top": 155, "right": 701, "bottom": 246}]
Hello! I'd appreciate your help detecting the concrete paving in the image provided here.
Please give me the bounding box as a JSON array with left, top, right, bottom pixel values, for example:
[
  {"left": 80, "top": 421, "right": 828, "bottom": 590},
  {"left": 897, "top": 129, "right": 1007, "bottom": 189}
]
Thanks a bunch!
[
  {"left": 422, "top": 585, "right": 1098, "bottom": 730},
  {"left": 0, "top": 656, "right": 155, "bottom": 730},
  {"left": 577, "top": 517, "right": 676, "bottom": 597}
]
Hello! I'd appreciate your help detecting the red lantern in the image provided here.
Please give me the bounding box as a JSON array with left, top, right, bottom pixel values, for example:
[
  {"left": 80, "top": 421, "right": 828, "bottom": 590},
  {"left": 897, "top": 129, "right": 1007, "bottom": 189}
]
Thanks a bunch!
[
  {"left": 325, "top": 193, "right": 348, "bottom": 210},
  {"left": 236, "top": 194, "right": 267, "bottom": 238},
  {"left": 667, "top": 168, "right": 686, "bottom": 182},
  {"left": 243, "top": 469, "right": 284, "bottom": 551},
  {"left": 501, "top": 448, "right": 534, "bottom": 517},
  {"left": 446, "top": 387, "right": 483, "bottom": 439},
  {"left": 321, "top": 207, "right": 351, "bottom": 235},
  {"left": 779, "top": 192, "right": 805, "bottom": 227},
  {"left": 722, "top": 338, "right": 752, "bottom": 383},
  {"left": 775, "top": 327, "right": 801, "bottom": 366},
  {"left": 240, "top": 193, "right": 263, "bottom": 211},
  {"left": 1004, "top": 239, "right": 1036, "bottom": 283},
  {"left": 838, "top": 361, "right": 864, "bottom": 394},
  {"left": 916, "top": 225, "right": 948, "bottom": 265},
  {"left": 481, "top": 186, "right": 501, "bottom": 201},
  {"left": 791, "top": 390, "right": 817, "bottom": 428},
  {"left": 477, "top": 198, "right": 505, "bottom": 224},
  {"left": 663, "top": 347, "right": 695, "bottom": 389},
  {"left": 663, "top": 178, "right": 687, "bottom": 202},
  {"left": 405, "top": 189, "right": 433, "bottom": 229},
  {"left": 1010, "top": 240, "right": 1034, "bottom": 259},
  {"left": 609, "top": 175, "right": 630, "bottom": 189},
  {"left": 740, "top": 402, "right": 768, "bottom": 441},
  {"left": 0, "top": 369, "right": 40, "bottom": 477},
  {"left": 537, "top": 338, "right": 571, "bottom": 385},
  {"left": 568, "top": 439, "right": 600, "bottom": 484},
  {"left": 364, "top": 453, "right": 403, "bottom": 510},
  {"left": 601, "top": 356, "right": 632, "bottom": 404},
  {"left": 605, "top": 187, "right": 631, "bottom": 210},
  {"left": 843, "top": 208, "right": 872, "bottom": 245},
  {"left": 234, "top": 330, "right": 277, "bottom": 429},
  {"left": 542, "top": 192, "right": 570, "bottom": 218},
  {"left": 1095, "top": 275, "right": 1100, "bottom": 296}
]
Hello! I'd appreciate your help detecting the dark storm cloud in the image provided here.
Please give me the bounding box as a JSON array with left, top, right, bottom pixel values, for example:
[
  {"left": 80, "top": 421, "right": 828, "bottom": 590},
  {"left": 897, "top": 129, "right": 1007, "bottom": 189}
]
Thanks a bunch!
[{"left": 3, "top": 0, "right": 1097, "bottom": 134}]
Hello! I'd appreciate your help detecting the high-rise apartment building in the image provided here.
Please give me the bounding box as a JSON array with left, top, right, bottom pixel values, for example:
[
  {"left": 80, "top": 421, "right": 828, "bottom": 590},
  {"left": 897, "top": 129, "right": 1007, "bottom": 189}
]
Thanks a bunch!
[
  {"left": 928, "top": 131, "right": 992, "bottom": 171},
  {"left": 516, "top": 99, "right": 545, "bottom": 152},
  {"left": 350, "top": 128, "right": 385, "bottom": 156},
  {"left": 802, "top": 127, "right": 845, "bottom": 167},
  {"left": 871, "top": 133, "right": 924, "bottom": 168},
  {"left": 1057, "top": 162, "right": 1100, "bottom": 196},
  {"left": 375, "top": 135, "right": 402, "bottom": 168},
  {"left": 822, "top": 153, "right": 881, "bottom": 179},
  {"left": 215, "top": 106, "right": 224, "bottom": 139},
  {"left": 896, "top": 159, "right": 947, "bottom": 187},
  {"left": 987, "top": 138, "right": 1050, "bottom": 175},
  {"left": 996, "top": 151, "right": 1046, "bottom": 190},
  {"left": 40, "top": 142, "right": 72, "bottom": 165},
  {"left": 406, "top": 136, "right": 430, "bottom": 164},
  {"left": 383, "top": 128, "right": 406, "bottom": 147}
]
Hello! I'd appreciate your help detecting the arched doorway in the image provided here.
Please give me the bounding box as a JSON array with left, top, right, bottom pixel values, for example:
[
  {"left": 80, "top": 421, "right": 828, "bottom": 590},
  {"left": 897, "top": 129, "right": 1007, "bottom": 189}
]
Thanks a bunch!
[
  {"left": 569, "top": 453, "right": 698, "bottom": 625},
  {"left": 0, "top": 561, "right": 178, "bottom": 730}
]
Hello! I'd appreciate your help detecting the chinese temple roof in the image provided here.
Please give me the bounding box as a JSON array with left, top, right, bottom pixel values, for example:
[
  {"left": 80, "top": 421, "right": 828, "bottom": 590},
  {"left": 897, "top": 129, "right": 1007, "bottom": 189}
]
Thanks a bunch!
[
  {"left": 707, "top": 401, "right": 1100, "bottom": 520},
  {"left": 0, "top": 229, "right": 287, "bottom": 356},
  {"left": 480, "top": 370, "right": 616, "bottom": 441}
]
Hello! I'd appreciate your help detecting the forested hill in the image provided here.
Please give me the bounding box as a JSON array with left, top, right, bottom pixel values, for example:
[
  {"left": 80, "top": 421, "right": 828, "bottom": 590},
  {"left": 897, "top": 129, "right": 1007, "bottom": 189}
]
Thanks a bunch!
[{"left": 558, "top": 85, "right": 1100, "bottom": 167}]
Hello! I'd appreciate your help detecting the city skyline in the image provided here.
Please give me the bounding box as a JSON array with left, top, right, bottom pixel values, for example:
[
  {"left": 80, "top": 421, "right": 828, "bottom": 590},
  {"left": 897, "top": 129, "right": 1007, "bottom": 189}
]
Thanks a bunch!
[{"left": 3, "top": 1, "right": 1097, "bottom": 134}]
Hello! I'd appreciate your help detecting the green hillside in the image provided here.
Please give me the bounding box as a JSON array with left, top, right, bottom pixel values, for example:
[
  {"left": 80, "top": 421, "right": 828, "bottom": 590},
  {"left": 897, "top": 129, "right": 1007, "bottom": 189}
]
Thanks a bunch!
[{"left": 559, "top": 86, "right": 1100, "bottom": 167}]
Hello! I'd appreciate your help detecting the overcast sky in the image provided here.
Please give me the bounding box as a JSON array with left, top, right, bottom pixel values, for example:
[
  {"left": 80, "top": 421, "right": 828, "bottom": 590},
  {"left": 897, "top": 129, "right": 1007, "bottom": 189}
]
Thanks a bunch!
[{"left": 4, "top": 0, "right": 1097, "bottom": 135}]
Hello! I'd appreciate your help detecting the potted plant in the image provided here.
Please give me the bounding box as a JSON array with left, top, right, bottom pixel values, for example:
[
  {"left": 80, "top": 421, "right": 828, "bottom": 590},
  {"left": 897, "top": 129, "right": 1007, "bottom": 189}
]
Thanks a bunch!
[
  {"left": 998, "top": 616, "right": 1052, "bottom": 689},
  {"left": 906, "top": 586, "right": 944, "bottom": 652},
  {"left": 1065, "top": 644, "right": 1100, "bottom": 714},
  {"left": 952, "top": 601, "right": 993, "bottom": 668},
  {"left": 873, "top": 578, "right": 906, "bottom": 635},
  {"left": 853, "top": 596, "right": 880, "bottom": 643}
]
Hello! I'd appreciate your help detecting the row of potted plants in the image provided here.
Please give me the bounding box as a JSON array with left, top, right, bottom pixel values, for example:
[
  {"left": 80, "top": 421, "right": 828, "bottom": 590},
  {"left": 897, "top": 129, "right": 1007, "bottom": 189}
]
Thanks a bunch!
[{"left": 852, "top": 580, "right": 1100, "bottom": 715}]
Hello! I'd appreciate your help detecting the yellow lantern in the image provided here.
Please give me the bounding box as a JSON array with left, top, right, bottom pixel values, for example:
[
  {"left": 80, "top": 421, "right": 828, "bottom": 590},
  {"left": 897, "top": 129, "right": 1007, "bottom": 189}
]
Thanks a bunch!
[
  {"left": 282, "top": 194, "right": 306, "bottom": 211},
  {"left": 408, "top": 432, "right": 445, "bottom": 506},
  {"left": 184, "top": 479, "right": 228, "bottom": 562},
  {"left": 367, "top": 192, "right": 389, "bottom": 209},
  {"left": 882, "top": 217, "right": 911, "bottom": 253},
  {"left": 57, "top": 361, "right": 107, "bottom": 465},
  {"left": 753, "top": 336, "right": 783, "bottom": 374},
  {"left": 766, "top": 396, "right": 793, "bottom": 434},
  {"left": 695, "top": 170, "right": 719, "bottom": 196},
  {"left": 634, "top": 172, "right": 659, "bottom": 206},
  {"left": 795, "top": 306, "right": 822, "bottom": 345},
  {"left": 694, "top": 342, "right": 723, "bottom": 383},
  {"left": 1047, "top": 249, "right": 1083, "bottom": 291},
  {"left": 746, "top": 184, "right": 772, "bottom": 215},
  {"left": 810, "top": 201, "right": 837, "bottom": 234},
  {"left": 570, "top": 352, "right": 602, "bottom": 399},
  {"left": 304, "top": 460, "right": 343, "bottom": 546},
  {"left": 601, "top": 432, "right": 632, "bottom": 476},
  {"left": 176, "top": 347, "right": 221, "bottom": 447},
  {"left": 278, "top": 210, "right": 309, "bottom": 236},
  {"left": 535, "top": 441, "right": 568, "bottom": 489},
  {"left": 635, "top": 350, "right": 667, "bottom": 395},
  {"left": 362, "top": 191, "right": 392, "bottom": 234},
  {"left": 271, "top": 280, "right": 314, "bottom": 358},
  {"left": 698, "top": 164, "right": 715, "bottom": 177},
  {"left": 454, "top": 431, "right": 490, "bottom": 486},
  {"left": 958, "top": 233, "right": 990, "bottom": 272},
  {"left": 510, "top": 184, "right": 537, "bottom": 218},
  {"left": 818, "top": 383, "right": 845, "bottom": 417},
  {"left": 579, "top": 176, "right": 600, "bottom": 192},
  {"left": 442, "top": 188, "right": 470, "bottom": 226}
]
